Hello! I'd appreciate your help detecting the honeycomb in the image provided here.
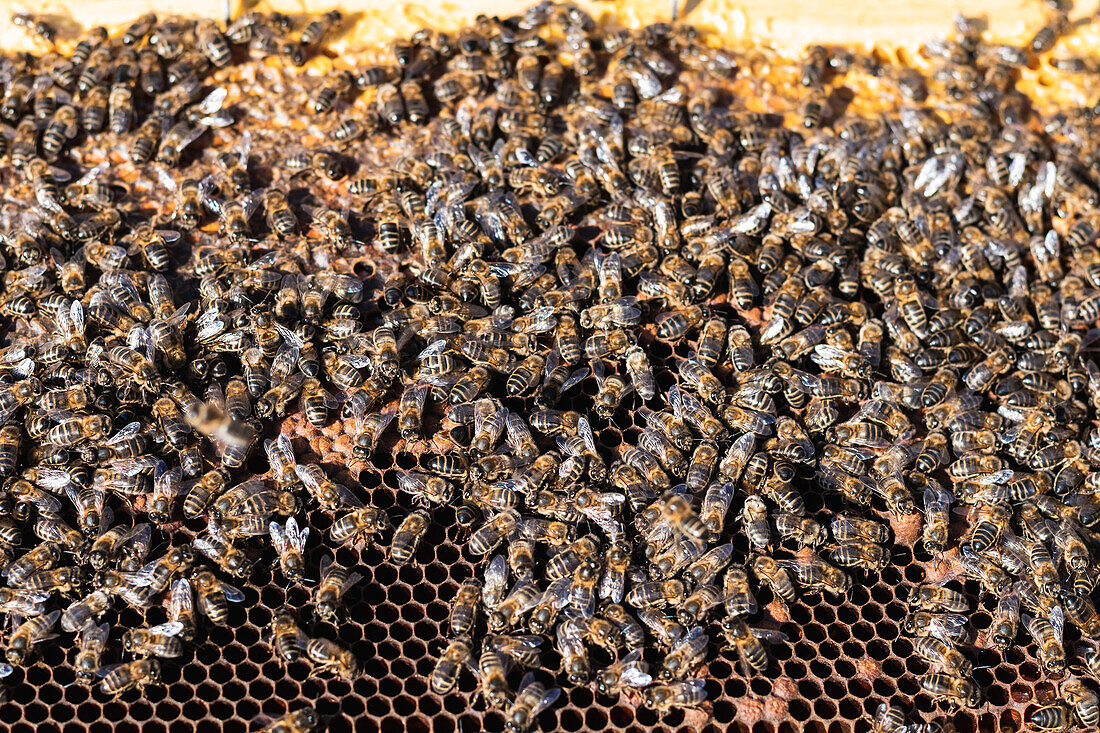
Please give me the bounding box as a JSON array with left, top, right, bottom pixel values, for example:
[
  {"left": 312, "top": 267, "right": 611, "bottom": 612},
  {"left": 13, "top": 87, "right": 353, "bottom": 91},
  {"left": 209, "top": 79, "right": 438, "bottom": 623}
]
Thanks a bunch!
[
  {"left": 0, "top": 6, "right": 1097, "bottom": 733},
  {"left": 0, "top": 407, "right": 1045, "bottom": 733}
]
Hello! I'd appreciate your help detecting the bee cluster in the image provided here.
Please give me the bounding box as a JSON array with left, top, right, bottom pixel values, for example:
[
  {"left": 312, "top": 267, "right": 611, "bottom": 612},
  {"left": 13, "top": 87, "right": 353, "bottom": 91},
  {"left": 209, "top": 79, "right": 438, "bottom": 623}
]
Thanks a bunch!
[{"left": 0, "top": 1, "right": 1098, "bottom": 732}]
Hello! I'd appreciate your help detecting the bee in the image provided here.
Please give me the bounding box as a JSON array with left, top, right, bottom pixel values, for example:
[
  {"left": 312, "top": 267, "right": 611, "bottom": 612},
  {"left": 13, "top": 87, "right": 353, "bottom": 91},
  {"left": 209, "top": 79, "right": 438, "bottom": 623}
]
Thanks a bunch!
[
  {"left": 0, "top": 587, "right": 47, "bottom": 617},
  {"left": 300, "top": 9, "right": 342, "bottom": 48},
  {"left": 330, "top": 503, "right": 390, "bottom": 547},
  {"left": 193, "top": 522, "right": 252, "bottom": 578},
  {"left": 389, "top": 510, "right": 430, "bottom": 565},
  {"left": 74, "top": 621, "right": 110, "bottom": 684},
  {"left": 166, "top": 579, "right": 196, "bottom": 642},
  {"left": 914, "top": 634, "right": 972, "bottom": 677},
  {"left": 594, "top": 648, "right": 653, "bottom": 696},
  {"left": 122, "top": 621, "right": 185, "bottom": 658},
  {"left": 183, "top": 467, "right": 229, "bottom": 518},
  {"left": 58, "top": 589, "right": 111, "bottom": 635},
  {"left": 1060, "top": 678, "right": 1099, "bottom": 727},
  {"left": 189, "top": 568, "right": 245, "bottom": 625},
  {"left": 504, "top": 674, "right": 561, "bottom": 733},
  {"left": 295, "top": 463, "right": 360, "bottom": 510},
  {"left": 1025, "top": 606, "right": 1066, "bottom": 673},
  {"left": 99, "top": 659, "right": 160, "bottom": 696},
  {"left": 306, "top": 636, "right": 358, "bottom": 677},
  {"left": 89, "top": 522, "right": 149, "bottom": 571},
  {"left": 430, "top": 635, "right": 473, "bottom": 694},
  {"left": 920, "top": 673, "right": 980, "bottom": 709},
  {"left": 6, "top": 609, "right": 60, "bottom": 665},
  {"left": 262, "top": 708, "right": 320, "bottom": 733},
  {"left": 196, "top": 19, "right": 231, "bottom": 67},
  {"left": 642, "top": 679, "right": 708, "bottom": 712},
  {"left": 269, "top": 608, "right": 308, "bottom": 664},
  {"left": 270, "top": 517, "right": 309, "bottom": 581},
  {"left": 830, "top": 541, "right": 889, "bottom": 571},
  {"left": 313, "top": 555, "right": 362, "bottom": 622}
]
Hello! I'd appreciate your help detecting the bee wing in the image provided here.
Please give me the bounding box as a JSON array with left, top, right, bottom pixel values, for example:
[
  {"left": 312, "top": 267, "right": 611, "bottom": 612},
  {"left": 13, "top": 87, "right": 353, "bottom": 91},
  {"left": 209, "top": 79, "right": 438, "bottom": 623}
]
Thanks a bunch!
[
  {"left": 542, "top": 577, "right": 573, "bottom": 609},
  {"left": 192, "top": 537, "right": 225, "bottom": 563},
  {"left": 483, "top": 554, "right": 508, "bottom": 605},
  {"left": 331, "top": 483, "right": 363, "bottom": 509},
  {"left": 287, "top": 517, "right": 309, "bottom": 550},
  {"left": 588, "top": 357, "right": 606, "bottom": 385},
  {"left": 561, "top": 367, "right": 589, "bottom": 394},
  {"left": 750, "top": 628, "right": 789, "bottom": 643},
  {"left": 219, "top": 582, "right": 246, "bottom": 603},
  {"left": 269, "top": 520, "right": 288, "bottom": 555},
  {"left": 340, "top": 572, "right": 364, "bottom": 596},
  {"left": 418, "top": 339, "right": 447, "bottom": 359},
  {"left": 197, "top": 87, "right": 228, "bottom": 116},
  {"left": 581, "top": 505, "right": 622, "bottom": 540},
  {"left": 80, "top": 621, "right": 110, "bottom": 647},
  {"left": 929, "top": 613, "right": 969, "bottom": 644},
  {"left": 1049, "top": 605, "right": 1064, "bottom": 639},
  {"left": 529, "top": 685, "right": 562, "bottom": 717},
  {"left": 577, "top": 416, "right": 597, "bottom": 455},
  {"left": 96, "top": 663, "right": 122, "bottom": 678},
  {"left": 148, "top": 621, "right": 185, "bottom": 637},
  {"left": 31, "top": 467, "right": 74, "bottom": 491},
  {"left": 170, "top": 579, "right": 193, "bottom": 619},
  {"left": 620, "top": 663, "right": 653, "bottom": 688},
  {"left": 318, "top": 554, "right": 335, "bottom": 582},
  {"left": 293, "top": 464, "right": 322, "bottom": 492}
]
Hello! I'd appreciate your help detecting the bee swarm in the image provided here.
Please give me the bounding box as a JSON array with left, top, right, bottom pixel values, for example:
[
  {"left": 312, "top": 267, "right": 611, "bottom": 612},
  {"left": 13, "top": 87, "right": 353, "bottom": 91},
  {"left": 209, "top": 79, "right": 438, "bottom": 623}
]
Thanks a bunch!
[{"left": 0, "top": 3, "right": 1097, "bottom": 733}]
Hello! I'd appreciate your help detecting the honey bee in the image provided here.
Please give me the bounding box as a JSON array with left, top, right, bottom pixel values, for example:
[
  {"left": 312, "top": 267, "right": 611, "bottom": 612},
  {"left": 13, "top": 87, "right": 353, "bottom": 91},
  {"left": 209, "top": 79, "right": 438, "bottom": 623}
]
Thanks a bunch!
[
  {"left": 122, "top": 621, "right": 185, "bottom": 658},
  {"left": 270, "top": 517, "right": 309, "bottom": 581},
  {"left": 313, "top": 555, "right": 362, "bottom": 622},
  {"left": 98, "top": 658, "right": 160, "bottom": 696},
  {"left": 1060, "top": 678, "right": 1099, "bottom": 728},
  {"left": 61, "top": 589, "right": 110, "bottom": 633},
  {"left": 6, "top": 609, "right": 60, "bottom": 665},
  {"left": 504, "top": 674, "right": 561, "bottom": 733},
  {"left": 990, "top": 590, "right": 1019, "bottom": 651},
  {"left": 295, "top": 463, "right": 360, "bottom": 510},
  {"left": 268, "top": 608, "right": 308, "bottom": 665},
  {"left": 430, "top": 635, "right": 472, "bottom": 694},
  {"left": 74, "top": 621, "right": 110, "bottom": 684},
  {"left": 919, "top": 673, "right": 980, "bottom": 709},
  {"left": 262, "top": 708, "right": 320, "bottom": 733},
  {"left": 1025, "top": 606, "right": 1066, "bottom": 673},
  {"left": 306, "top": 636, "right": 359, "bottom": 677},
  {"left": 329, "top": 504, "right": 390, "bottom": 547},
  {"left": 642, "top": 677, "right": 708, "bottom": 708},
  {"left": 193, "top": 523, "right": 251, "bottom": 578},
  {"left": 389, "top": 510, "right": 430, "bottom": 565}
]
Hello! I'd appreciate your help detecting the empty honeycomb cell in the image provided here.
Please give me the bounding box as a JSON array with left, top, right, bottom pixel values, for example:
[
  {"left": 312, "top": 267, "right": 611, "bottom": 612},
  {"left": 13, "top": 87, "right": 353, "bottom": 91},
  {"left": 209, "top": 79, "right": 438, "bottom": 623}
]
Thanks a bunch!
[
  {"left": 751, "top": 677, "right": 773, "bottom": 696},
  {"left": 815, "top": 698, "right": 838, "bottom": 720},
  {"left": 829, "top": 625, "right": 851, "bottom": 644},
  {"left": 870, "top": 586, "right": 893, "bottom": 604},
  {"left": 837, "top": 605, "right": 859, "bottom": 624},
  {"left": 724, "top": 677, "right": 749, "bottom": 697},
  {"left": 76, "top": 703, "right": 102, "bottom": 723},
  {"left": 367, "top": 696, "right": 391, "bottom": 718},
  {"left": 820, "top": 642, "right": 842, "bottom": 661},
  {"left": 805, "top": 623, "right": 828, "bottom": 643},
  {"left": 813, "top": 605, "right": 837, "bottom": 624},
  {"left": 790, "top": 604, "right": 813, "bottom": 625},
  {"left": 897, "top": 676, "right": 921, "bottom": 696}
]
